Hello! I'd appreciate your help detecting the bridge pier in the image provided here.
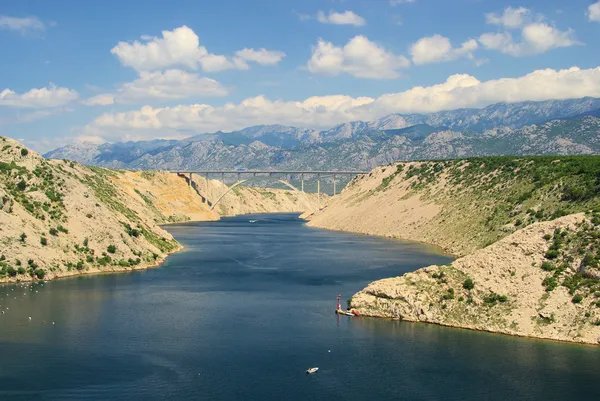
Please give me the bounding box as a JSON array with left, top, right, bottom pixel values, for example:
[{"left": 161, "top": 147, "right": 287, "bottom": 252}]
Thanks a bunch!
[
  {"left": 333, "top": 174, "right": 337, "bottom": 196},
  {"left": 301, "top": 173, "right": 304, "bottom": 192},
  {"left": 317, "top": 174, "right": 320, "bottom": 204},
  {"left": 189, "top": 172, "right": 193, "bottom": 187}
]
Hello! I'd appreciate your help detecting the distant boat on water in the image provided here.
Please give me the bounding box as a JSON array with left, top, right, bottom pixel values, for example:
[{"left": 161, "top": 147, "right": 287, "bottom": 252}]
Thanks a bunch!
[
  {"left": 249, "top": 220, "right": 258, "bottom": 223},
  {"left": 306, "top": 367, "right": 319, "bottom": 374}
]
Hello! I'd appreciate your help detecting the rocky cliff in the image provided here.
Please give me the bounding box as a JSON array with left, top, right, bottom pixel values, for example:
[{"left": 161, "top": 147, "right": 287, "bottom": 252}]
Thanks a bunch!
[
  {"left": 307, "top": 156, "right": 600, "bottom": 344},
  {"left": 0, "top": 137, "right": 317, "bottom": 283}
]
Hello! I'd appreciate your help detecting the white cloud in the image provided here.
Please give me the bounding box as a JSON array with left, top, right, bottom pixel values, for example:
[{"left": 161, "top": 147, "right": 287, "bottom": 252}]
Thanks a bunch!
[
  {"left": 316, "top": 10, "right": 366, "bottom": 26},
  {"left": 588, "top": 1, "right": 600, "bottom": 22},
  {"left": 411, "top": 35, "right": 478, "bottom": 65},
  {"left": 110, "top": 25, "right": 284, "bottom": 72},
  {"left": 479, "top": 23, "right": 579, "bottom": 56},
  {"left": 234, "top": 48, "right": 286, "bottom": 65},
  {"left": 0, "top": 85, "right": 78, "bottom": 108},
  {"left": 485, "top": 7, "right": 530, "bottom": 29},
  {"left": 0, "top": 15, "right": 45, "bottom": 33},
  {"left": 480, "top": 7, "right": 580, "bottom": 56},
  {"left": 82, "top": 94, "right": 115, "bottom": 106},
  {"left": 82, "top": 70, "right": 229, "bottom": 106},
  {"left": 82, "top": 66, "right": 600, "bottom": 141},
  {"left": 307, "top": 35, "right": 410, "bottom": 79}
]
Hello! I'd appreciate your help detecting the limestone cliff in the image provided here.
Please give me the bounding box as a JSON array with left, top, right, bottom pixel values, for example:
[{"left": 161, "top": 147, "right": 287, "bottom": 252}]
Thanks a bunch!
[
  {"left": 307, "top": 156, "right": 600, "bottom": 344},
  {"left": 0, "top": 137, "right": 316, "bottom": 283}
]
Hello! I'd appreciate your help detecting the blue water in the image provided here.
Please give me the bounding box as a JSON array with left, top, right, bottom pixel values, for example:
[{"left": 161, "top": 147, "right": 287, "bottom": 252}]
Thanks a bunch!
[{"left": 1, "top": 213, "right": 599, "bottom": 400}]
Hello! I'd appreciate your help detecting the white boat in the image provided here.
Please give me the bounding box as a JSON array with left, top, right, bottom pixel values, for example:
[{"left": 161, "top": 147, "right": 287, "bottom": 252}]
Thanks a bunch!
[
  {"left": 306, "top": 367, "right": 319, "bottom": 374},
  {"left": 249, "top": 220, "right": 258, "bottom": 223}
]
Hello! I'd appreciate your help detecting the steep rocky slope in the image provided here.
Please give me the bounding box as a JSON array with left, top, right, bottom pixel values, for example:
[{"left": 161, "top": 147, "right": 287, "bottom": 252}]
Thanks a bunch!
[
  {"left": 307, "top": 156, "right": 600, "bottom": 344},
  {"left": 307, "top": 156, "right": 600, "bottom": 256},
  {"left": 0, "top": 137, "right": 317, "bottom": 283},
  {"left": 350, "top": 213, "right": 600, "bottom": 344}
]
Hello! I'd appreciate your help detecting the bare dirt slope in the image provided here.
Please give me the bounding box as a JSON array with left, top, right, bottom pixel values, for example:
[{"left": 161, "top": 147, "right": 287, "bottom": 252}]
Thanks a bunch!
[
  {"left": 351, "top": 214, "right": 600, "bottom": 344},
  {"left": 0, "top": 137, "right": 317, "bottom": 283},
  {"left": 306, "top": 157, "right": 600, "bottom": 344}
]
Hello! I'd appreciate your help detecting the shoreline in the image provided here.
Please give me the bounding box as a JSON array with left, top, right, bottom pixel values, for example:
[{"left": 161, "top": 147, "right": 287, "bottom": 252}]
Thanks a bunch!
[
  {"left": 359, "top": 314, "right": 600, "bottom": 347},
  {"left": 0, "top": 242, "right": 184, "bottom": 286},
  {"left": 302, "top": 221, "right": 457, "bottom": 258},
  {"left": 0, "top": 211, "right": 309, "bottom": 286}
]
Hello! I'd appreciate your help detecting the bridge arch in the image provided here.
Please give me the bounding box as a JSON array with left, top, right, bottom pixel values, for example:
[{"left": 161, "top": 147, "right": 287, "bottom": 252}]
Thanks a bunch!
[{"left": 209, "top": 177, "right": 316, "bottom": 211}]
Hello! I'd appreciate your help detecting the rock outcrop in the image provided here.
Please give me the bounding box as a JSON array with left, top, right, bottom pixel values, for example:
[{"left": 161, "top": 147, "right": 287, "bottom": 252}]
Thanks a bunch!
[{"left": 307, "top": 156, "right": 600, "bottom": 344}]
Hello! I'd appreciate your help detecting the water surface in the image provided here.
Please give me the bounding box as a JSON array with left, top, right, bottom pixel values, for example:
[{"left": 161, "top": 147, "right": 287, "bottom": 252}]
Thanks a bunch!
[{"left": 1, "top": 213, "right": 599, "bottom": 400}]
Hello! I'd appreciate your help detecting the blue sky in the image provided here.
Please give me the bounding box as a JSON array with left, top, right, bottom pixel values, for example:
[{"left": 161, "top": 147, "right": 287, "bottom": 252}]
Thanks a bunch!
[{"left": 1, "top": 0, "right": 600, "bottom": 151}]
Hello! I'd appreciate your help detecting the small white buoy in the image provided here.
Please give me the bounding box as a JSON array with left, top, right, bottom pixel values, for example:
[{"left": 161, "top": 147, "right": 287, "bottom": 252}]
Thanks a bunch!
[
  {"left": 52, "top": 322, "right": 55, "bottom": 325},
  {"left": 328, "top": 350, "right": 331, "bottom": 353},
  {"left": 28, "top": 317, "right": 31, "bottom": 320}
]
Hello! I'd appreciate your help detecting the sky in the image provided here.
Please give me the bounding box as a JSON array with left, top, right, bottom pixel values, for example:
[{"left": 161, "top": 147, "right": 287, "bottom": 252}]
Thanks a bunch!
[{"left": 1, "top": 0, "right": 600, "bottom": 152}]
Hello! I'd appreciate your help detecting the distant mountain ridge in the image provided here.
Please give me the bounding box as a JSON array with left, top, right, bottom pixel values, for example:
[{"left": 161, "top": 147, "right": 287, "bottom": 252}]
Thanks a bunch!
[{"left": 45, "top": 97, "right": 600, "bottom": 171}]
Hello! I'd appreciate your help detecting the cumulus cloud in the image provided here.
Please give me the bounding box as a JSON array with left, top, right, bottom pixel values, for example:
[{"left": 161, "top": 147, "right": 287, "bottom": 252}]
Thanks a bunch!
[
  {"left": 0, "top": 15, "right": 45, "bottom": 33},
  {"left": 82, "top": 94, "right": 115, "bottom": 106},
  {"left": 234, "top": 48, "right": 286, "bottom": 66},
  {"left": 316, "top": 10, "right": 366, "bottom": 26},
  {"left": 307, "top": 35, "right": 410, "bottom": 79},
  {"left": 480, "top": 7, "right": 580, "bottom": 56},
  {"left": 479, "top": 23, "right": 579, "bottom": 56},
  {"left": 410, "top": 35, "right": 478, "bottom": 65},
  {"left": 82, "top": 70, "right": 229, "bottom": 106},
  {"left": 485, "top": 7, "right": 530, "bottom": 29},
  {"left": 0, "top": 85, "right": 78, "bottom": 108},
  {"left": 110, "top": 25, "right": 285, "bottom": 72},
  {"left": 589, "top": 1, "right": 600, "bottom": 22},
  {"left": 82, "top": 66, "right": 600, "bottom": 141}
]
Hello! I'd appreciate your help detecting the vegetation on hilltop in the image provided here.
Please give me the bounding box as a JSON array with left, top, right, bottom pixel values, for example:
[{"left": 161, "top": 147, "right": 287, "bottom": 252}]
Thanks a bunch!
[{"left": 366, "top": 155, "right": 600, "bottom": 253}]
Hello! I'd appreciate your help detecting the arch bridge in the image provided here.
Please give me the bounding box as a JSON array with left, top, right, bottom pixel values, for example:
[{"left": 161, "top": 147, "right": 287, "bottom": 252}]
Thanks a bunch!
[{"left": 171, "top": 170, "right": 369, "bottom": 211}]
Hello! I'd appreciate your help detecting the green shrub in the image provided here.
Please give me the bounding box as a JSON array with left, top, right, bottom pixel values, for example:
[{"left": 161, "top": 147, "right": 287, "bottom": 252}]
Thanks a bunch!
[
  {"left": 572, "top": 294, "right": 583, "bottom": 304},
  {"left": 20, "top": 148, "right": 28, "bottom": 156},
  {"left": 20, "top": 232, "right": 27, "bottom": 242},
  {"left": 542, "top": 276, "right": 558, "bottom": 291},
  {"left": 107, "top": 245, "right": 117, "bottom": 254},
  {"left": 17, "top": 267, "right": 25, "bottom": 275},
  {"left": 34, "top": 269, "right": 45, "bottom": 279},
  {"left": 463, "top": 278, "right": 475, "bottom": 290},
  {"left": 545, "top": 249, "right": 559, "bottom": 260},
  {"left": 40, "top": 237, "right": 47, "bottom": 246},
  {"left": 541, "top": 262, "right": 555, "bottom": 271},
  {"left": 17, "top": 180, "right": 27, "bottom": 191},
  {"left": 543, "top": 234, "right": 552, "bottom": 241},
  {"left": 49, "top": 228, "right": 58, "bottom": 236},
  {"left": 484, "top": 292, "right": 508, "bottom": 305},
  {"left": 7, "top": 266, "right": 17, "bottom": 277}
]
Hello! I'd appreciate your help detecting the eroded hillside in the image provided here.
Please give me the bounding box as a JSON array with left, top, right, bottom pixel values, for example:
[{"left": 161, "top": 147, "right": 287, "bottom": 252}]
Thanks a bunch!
[
  {"left": 0, "top": 137, "right": 317, "bottom": 283},
  {"left": 350, "top": 213, "right": 600, "bottom": 344},
  {"left": 307, "top": 156, "right": 600, "bottom": 344},
  {"left": 307, "top": 156, "right": 600, "bottom": 256}
]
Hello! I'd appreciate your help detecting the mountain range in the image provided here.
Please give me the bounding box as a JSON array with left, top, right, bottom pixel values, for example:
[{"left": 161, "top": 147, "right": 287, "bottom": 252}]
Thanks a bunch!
[{"left": 45, "top": 97, "right": 600, "bottom": 171}]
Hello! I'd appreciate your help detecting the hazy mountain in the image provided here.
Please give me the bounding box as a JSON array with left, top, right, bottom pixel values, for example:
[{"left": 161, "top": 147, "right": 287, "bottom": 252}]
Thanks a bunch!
[{"left": 45, "top": 98, "right": 600, "bottom": 171}]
